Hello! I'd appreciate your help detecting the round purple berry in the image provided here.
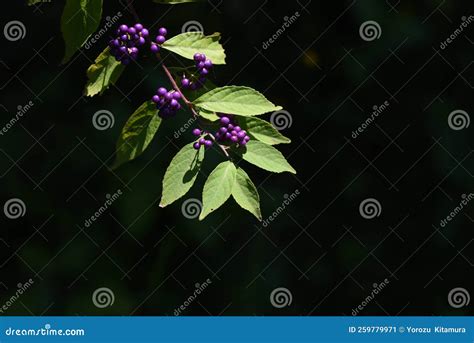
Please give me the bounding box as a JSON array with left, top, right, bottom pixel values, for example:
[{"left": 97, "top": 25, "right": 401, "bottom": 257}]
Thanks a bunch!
[
  {"left": 156, "top": 35, "right": 166, "bottom": 44},
  {"left": 192, "top": 128, "right": 202, "bottom": 136},
  {"left": 204, "top": 140, "right": 213, "bottom": 148},
  {"left": 119, "top": 24, "right": 128, "bottom": 33},
  {"left": 152, "top": 95, "right": 160, "bottom": 103},
  {"left": 157, "top": 87, "right": 167, "bottom": 96},
  {"left": 158, "top": 27, "right": 167, "bottom": 36},
  {"left": 181, "top": 78, "right": 190, "bottom": 88},
  {"left": 150, "top": 44, "right": 159, "bottom": 53},
  {"left": 204, "top": 59, "right": 213, "bottom": 68},
  {"left": 134, "top": 23, "right": 143, "bottom": 31},
  {"left": 220, "top": 116, "right": 230, "bottom": 125},
  {"left": 140, "top": 28, "right": 149, "bottom": 37},
  {"left": 193, "top": 142, "right": 201, "bottom": 150}
]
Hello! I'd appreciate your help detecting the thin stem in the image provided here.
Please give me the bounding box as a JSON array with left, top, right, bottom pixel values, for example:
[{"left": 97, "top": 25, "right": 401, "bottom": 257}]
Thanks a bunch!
[
  {"left": 208, "top": 133, "right": 230, "bottom": 158},
  {"left": 161, "top": 63, "right": 200, "bottom": 118}
]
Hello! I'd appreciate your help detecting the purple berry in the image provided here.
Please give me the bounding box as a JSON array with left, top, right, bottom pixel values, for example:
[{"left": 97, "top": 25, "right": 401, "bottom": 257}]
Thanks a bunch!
[
  {"left": 141, "top": 28, "right": 149, "bottom": 37},
  {"left": 181, "top": 78, "right": 190, "bottom": 88},
  {"left": 204, "top": 140, "right": 213, "bottom": 148},
  {"left": 157, "top": 87, "right": 167, "bottom": 96},
  {"left": 193, "top": 142, "right": 201, "bottom": 150},
  {"left": 138, "top": 37, "right": 146, "bottom": 45},
  {"left": 194, "top": 53, "right": 202, "bottom": 61},
  {"left": 219, "top": 127, "right": 227, "bottom": 134},
  {"left": 165, "top": 92, "right": 173, "bottom": 101},
  {"left": 156, "top": 35, "right": 166, "bottom": 44},
  {"left": 230, "top": 136, "right": 239, "bottom": 143},
  {"left": 204, "top": 59, "right": 213, "bottom": 68},
  {"left": 244, "top": 136, "right": 250, "bottom": 142},
  {"left": 172, "top": 92, "right": 181, "bottom": 100},
  {"left": 120, "top": 34, "right": 128, "bottom": 41},
  {"left": 128, "top": 27, "right": 137, "bottom": 35},
  {"left": 225, "top": 132, "right": 232, "bottom": 139},
  {"left": 134, "top": 23, "right": 143, "bottom": 31},
  {"left": 170, "top": 99, "right": 179, "bottom": 108},
  {"left": 237, "top": 131, "right": 246, "bottom": 139},
  {"left": 240, "top": 140, "right": 248, "bottom": 146},
  {"left": 199, "top": 138, "right": 206, "bottom": 145},
  {"left": 192, "top": 128, "right": 201, "bottom": 136},
  {"left": 227, "top": 124, "right": 234, "bottom": 130},
  {"left": 119, "top": 24, "right": 128, "bottom": 33},
  {"left": 158, "top": 27, "right": 167, "bottom": 36},
  {"left": 150, "top": 44, "right": 159, "bottom": 53},
  {"left": 220, "top": 117, "right": 230, "bottom": 125},
  {"left": 152, "top": 95, "right": 160, "bottom": 103},
  {"left": 200, "top": 68, "right": 209, "bottom": 75},
  {"left": 234, "top": 126, "right": 241, "bottom": 132}
]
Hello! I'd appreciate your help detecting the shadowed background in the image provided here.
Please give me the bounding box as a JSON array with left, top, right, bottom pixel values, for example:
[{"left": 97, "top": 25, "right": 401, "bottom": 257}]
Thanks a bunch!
[{"left": 0, "top": 0, "right": 473, "bottom": 315}]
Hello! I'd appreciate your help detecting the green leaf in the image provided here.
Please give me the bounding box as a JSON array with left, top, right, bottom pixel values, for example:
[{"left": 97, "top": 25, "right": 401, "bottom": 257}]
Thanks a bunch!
[
  {"left": 153, "top": 0, "right": 204, "bottom": 3},
  {"left": 241, "top": 117, "right": 291, "bottom": 145},
  {"left": 232, "top": 168, "right": 261, "bottom": 220},
  {"left": 162, "top": 32, "right": 226, "bottom": 65},
  {"left": 112, "top": 101, "right": 161, "bottom": 169},
  {"left": 193, "top": 86, "right": 282, "bottom": 116},
  {"left": 239, "top": 141, "right": 296, "bottom": 174},
  {"left": 160, "top": 144, "right": 205, "bottom": 207},
  {"left": 61, "top": 0, "right": 103, "bottom": 63},
  {"left": 84, "top": 47, "right": 125, "bottom": 97},
  {"left": 199, "top": 161, "right": 236, "bottom": 220},
  {"left": 199, "top": 109, "right": 219, "bottom": 121}
]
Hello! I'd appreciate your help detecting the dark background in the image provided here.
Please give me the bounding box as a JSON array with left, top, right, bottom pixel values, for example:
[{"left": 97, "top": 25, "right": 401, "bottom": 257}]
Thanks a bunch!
[{"left": 1, "top": 0, "right": 473, "bottom": 315}]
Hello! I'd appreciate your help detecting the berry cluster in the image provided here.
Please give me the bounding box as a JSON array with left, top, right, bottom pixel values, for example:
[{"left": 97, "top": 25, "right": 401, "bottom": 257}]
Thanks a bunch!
[
  {"left": 152, "top": 87, "right": 182, "bottom": 118},
  {"left": 215, "top": 115, "right": 250, "bottom": 146},
  {"left": 191, "top": 115, "right": 250, "bottom": 150},
  {"left": 109, "top": 23, "right": 149, "bottom": 65},
  {"left": 150, "top": 27, "right": 168, "bottom": 54},
  {"left": 192, "top": 129, "right": 213, "bottom": 150},
  {"left": 181, "top": 53, "right": 213, "bottom": 90}
]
